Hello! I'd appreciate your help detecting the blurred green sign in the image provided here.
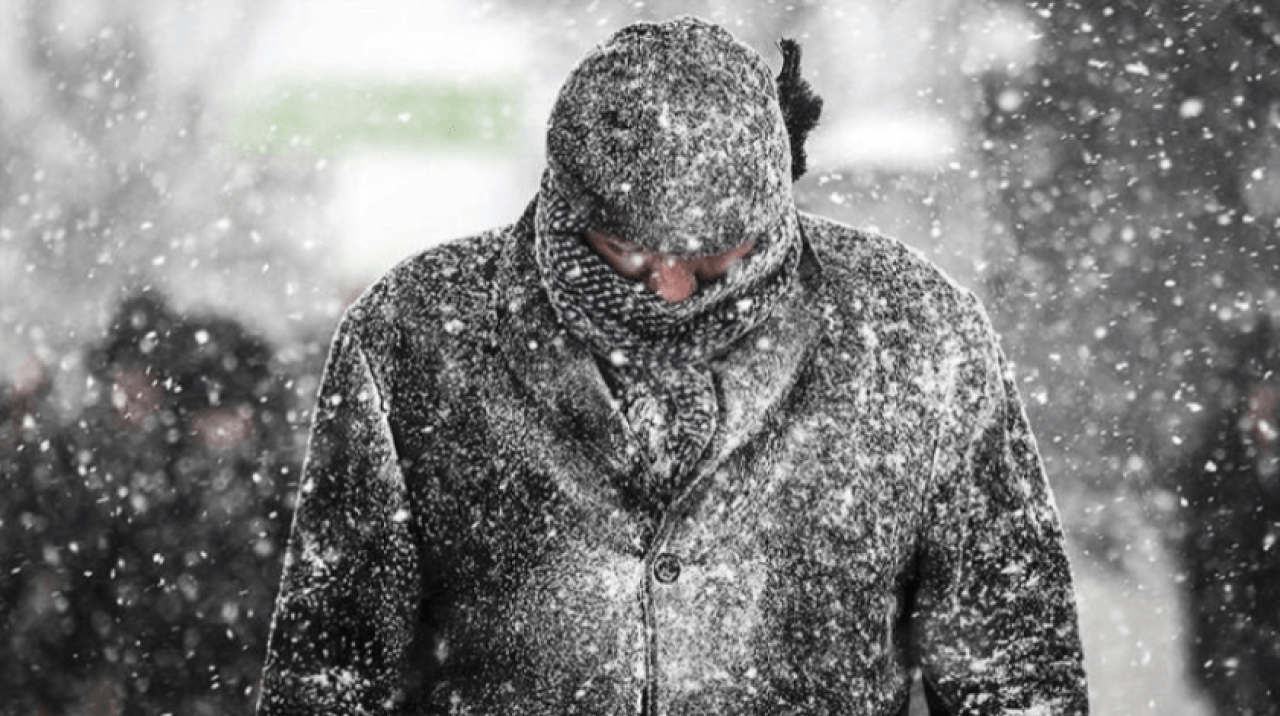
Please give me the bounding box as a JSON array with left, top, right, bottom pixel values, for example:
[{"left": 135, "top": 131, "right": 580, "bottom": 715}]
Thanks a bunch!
[{"left": 231, "top": 80, "right": 522, "bottom": 153}]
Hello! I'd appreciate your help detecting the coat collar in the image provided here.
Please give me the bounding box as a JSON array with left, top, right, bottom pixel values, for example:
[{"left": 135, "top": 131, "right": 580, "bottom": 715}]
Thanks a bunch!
[
  {"left": 493, "top": 205, "right": 825, "bottom": 518},
  {"left": 694, "top": 262, "right": 822, "bottom": 485},
  {"left": 493, "top": 211, "right": 638, "bottom": 479}
]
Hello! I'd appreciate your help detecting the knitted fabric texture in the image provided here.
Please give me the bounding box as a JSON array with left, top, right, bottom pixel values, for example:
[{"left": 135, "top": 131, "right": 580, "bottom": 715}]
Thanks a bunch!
[
  {"left": 534, "top": 17, "right": 803, "bottom": 502},
  {"left": 535, "top": 174, "right": 801, "bottom": 501},
  {"left": 544, "top": 16, "right": 793, "bottom": 256},
  {"left": 534, "top": 173, "right": 801, "bottom": 367}
]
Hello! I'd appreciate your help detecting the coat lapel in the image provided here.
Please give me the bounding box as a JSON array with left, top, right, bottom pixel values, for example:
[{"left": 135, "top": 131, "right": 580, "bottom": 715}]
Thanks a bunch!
[
  {"left": 492, "top": 214, "right": 825, "bottom": 529},
  {"left": 493, "top": 218, "right": 638, "bottom": 480},
  {"left": 675, "top": 240, "right": 825, "bottom": 506}
]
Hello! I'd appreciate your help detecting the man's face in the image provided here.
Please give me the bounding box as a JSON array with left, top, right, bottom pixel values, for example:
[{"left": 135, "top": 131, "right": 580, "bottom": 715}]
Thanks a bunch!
[{"left": 584, "top": 229, "right": 756, "bottom": 303}]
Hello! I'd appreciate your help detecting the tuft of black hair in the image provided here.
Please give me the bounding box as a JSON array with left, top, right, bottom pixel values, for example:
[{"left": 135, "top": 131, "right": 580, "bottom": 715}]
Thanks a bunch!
[{"left": 776, "top": 38, "right": 824, "bottom": 182}]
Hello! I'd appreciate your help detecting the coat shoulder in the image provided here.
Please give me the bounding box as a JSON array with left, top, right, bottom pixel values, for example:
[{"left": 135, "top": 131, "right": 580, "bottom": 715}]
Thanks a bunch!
[
  {"left": 799, "top": 213, "right": 997, "bottom": 357},
  {"left": 337, "top": 225, "right": 513, "bottom": 361}
]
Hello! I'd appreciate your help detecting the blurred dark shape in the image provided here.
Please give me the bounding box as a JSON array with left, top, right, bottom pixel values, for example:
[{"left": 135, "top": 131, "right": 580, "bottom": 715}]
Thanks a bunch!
[
  {"left": 979, "top": 0, "right": 1280, "bottom": 565},
  {"left": 1171, "top": 316, "right": 1280, "bottom": 714},
  {"left": 1, "top": 290, "right": 307, "bottom": 716}
]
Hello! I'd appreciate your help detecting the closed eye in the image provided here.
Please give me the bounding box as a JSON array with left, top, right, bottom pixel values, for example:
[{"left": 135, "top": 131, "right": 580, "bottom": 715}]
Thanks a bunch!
[{"left": 594, "top": 232, "right": 642, "bottom": 254}]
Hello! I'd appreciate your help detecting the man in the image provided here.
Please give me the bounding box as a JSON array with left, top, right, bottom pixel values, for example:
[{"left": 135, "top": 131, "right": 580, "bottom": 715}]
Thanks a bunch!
[{"left": 258, "top": 17, "right": 1088, "bottom": 715}]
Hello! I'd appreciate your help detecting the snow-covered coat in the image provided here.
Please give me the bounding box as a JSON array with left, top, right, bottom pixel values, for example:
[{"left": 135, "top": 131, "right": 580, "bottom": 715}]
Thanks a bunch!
[{"left": 257, "top": 205, "right": 1089, "bottom": 714}]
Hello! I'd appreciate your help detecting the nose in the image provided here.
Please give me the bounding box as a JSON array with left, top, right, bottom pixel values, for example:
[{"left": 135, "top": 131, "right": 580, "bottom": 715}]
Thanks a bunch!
[{"left": 647, "top": 257, "right": 698, "bottom": 303}]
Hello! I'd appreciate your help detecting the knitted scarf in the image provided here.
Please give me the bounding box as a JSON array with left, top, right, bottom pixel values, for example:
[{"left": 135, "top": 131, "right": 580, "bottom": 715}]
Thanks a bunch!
[
  {"left": 532, "top": 17, "right": 820, "bottom": 507},
  {"left": 534, "top": 171, "right": 803, "bottom": 504}
]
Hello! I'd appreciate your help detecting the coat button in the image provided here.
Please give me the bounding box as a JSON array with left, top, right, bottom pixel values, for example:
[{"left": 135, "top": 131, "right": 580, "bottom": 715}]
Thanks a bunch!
[{"left": 653, "top": 553, "right": 681, "bottom": 584}]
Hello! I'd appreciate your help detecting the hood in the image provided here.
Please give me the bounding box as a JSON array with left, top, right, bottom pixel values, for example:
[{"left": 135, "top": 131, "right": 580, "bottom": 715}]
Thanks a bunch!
[{"left": 544, "top": 16, "right": 793, "bottom": 256}]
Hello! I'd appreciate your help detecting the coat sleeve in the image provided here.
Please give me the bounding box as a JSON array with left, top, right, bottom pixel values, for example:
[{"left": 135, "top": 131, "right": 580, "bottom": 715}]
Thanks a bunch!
[
  {"left": 911, "top": 298, "right": 1089, "bottom": 715},
  {"left": 258, "top": 317, "right": 420, "bottom": 715}
]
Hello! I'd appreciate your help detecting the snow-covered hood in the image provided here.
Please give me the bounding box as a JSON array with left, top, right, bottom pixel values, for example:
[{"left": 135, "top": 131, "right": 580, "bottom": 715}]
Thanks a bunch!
[{"left": 544, "top": 16, "right": 793, "bottom": 257}]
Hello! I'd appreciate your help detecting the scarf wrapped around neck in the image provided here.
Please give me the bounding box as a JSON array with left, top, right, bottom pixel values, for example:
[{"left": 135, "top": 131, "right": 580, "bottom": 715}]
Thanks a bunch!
[
  {"left": 534, "top": 170, "right": 803, "bottom": 506},
  {"left": 531, "top": 16, "right": 819, "bottom": 508}
]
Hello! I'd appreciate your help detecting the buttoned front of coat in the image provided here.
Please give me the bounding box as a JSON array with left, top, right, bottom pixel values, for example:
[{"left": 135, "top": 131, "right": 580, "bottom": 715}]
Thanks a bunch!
[{"left": 258, "top": 211, "right": 1089, "bottom": 715}]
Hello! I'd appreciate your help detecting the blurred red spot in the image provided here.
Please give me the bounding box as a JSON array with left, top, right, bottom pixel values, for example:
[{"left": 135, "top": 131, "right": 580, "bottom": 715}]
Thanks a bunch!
[
  {"left": 1248, "top": 385, "right": 1279, "bottom": 446},
  {"left": 11, "top": 354, "right": 47, "bottom": 396},
  {"left": 83, "top": 677, "right": 125, "bottom": 716},
  {"left": 109, "top": 367, "right": 162, "bottom": 430},
  {"left": 193, "top": 404, "right": 255, "bottom": 452}
]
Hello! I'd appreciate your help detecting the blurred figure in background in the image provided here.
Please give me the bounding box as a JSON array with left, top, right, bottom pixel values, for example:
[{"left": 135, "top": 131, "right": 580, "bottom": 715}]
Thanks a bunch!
[
  {"left": 1, "top": 291, "right": 301, "bottom": 716},
  {"left": 1172, "top": 316, "right": 1280, "bottom": 715},
  {"left": 0, "top": 354, "right": 74, "bottom": 713}
]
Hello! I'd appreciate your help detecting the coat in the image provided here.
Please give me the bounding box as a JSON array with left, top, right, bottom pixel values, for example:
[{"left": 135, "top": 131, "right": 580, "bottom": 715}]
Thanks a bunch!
[{"left": 257, "top": 207, "right": 1089, "bottom": 715}]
